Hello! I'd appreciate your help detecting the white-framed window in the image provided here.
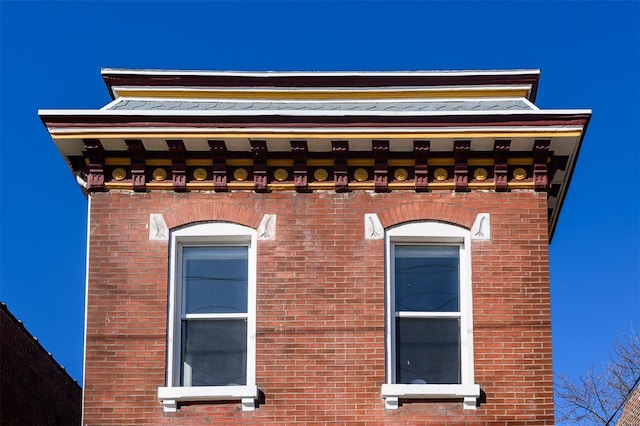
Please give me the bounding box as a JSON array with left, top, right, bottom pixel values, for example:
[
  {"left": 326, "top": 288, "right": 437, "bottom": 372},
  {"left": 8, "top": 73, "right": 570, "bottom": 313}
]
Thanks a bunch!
[
  {"left": 381, "top": 222, "right": 480, "bottom": 410},
  {"left": 158, "top": 222, "right": 258, "bottom": 413}
]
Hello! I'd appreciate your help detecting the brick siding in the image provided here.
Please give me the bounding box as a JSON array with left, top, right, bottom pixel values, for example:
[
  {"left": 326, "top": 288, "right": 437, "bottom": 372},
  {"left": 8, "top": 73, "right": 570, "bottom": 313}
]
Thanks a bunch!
[
  {"left": 1, "top": 304, "right": 82, "bottom": 426},
  {"left": 618, "top": 388, "right": 640, "bottom": 426},
  {"left": 83, "top": 189, "right": 553, "bottom": 425}
]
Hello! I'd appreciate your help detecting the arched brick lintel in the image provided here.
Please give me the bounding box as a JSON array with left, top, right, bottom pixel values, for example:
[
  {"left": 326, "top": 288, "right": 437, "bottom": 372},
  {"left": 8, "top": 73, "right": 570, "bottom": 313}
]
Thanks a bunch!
[
  {"left": 162, "top": 203, "right": 262, "bottom": 230},
  {"left": 378, "top": 201, "right": 475, "bottom": 230}
]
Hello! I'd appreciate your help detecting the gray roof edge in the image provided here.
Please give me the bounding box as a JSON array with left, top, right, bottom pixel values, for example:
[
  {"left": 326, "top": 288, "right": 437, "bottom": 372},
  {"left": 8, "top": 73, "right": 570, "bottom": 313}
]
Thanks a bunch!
[
  {"left": 38, "top": 108, "right": 593, "bottom": 117},
  {"left": 100, "top": 68, "right": 542, "bottom": 78},
  {"left": 105, "top": 98, "right": 535, "bottom": 112}
]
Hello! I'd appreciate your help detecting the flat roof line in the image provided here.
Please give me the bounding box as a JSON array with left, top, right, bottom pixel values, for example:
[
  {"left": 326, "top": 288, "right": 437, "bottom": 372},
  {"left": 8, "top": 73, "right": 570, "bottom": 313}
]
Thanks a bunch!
[{"left": 101, "top": 69, "right": 542, "bottom": 78}]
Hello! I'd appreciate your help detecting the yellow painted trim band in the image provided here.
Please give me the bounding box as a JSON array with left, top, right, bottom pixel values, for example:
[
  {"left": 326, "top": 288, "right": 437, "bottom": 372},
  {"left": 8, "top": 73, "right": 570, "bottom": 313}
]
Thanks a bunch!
[
  {"left": 146, "top": 159, "right": 172, "bottom": 166},
  {"left": 267, "top": 184, "right": 296, "bottom": 191},
  {"left": 100, "top": 180, "right": 538, "bottom": 192},
  {"left": 104, "top": 156, "right": 533, "bottom": 169},
  {"left": 468, "top": 182, "right": 496, "bottom": 189},
  {"left": 50, "top": 130, "right": 584, "bottom": 140},
  {"left": 227, "top": 182, "right": 256, "bottom": 190},
  {"left": 226, "top": 159, "right": 253, "bottom": 166},
  {"left": 266, "top": 159, "right": 294, "bottom": 167},
  {"left": 307, "top": 159, "right": 334, "bottom": 166},
  {"left": 507, "top": 158, "right": 534, "bottom": 165},
  {"left": 348, "top": 183, "right": 374, "bottom": 190},
  {"left": 508, "top": 182, "right": 535, "bottom": 189},
  {"left": 348, "top": 159, "right": 374, "bottom": 166},
  {"left": 186, "top": 183, "right": 214, "bottom": 190},
  {"left": 104, "top": 158, "right": 131, "bottom": 166},
  {"left": 307, "top": 183, "right": 335, "bottom": 190},
  {"left": 146, "top": 183, "right": 174, "bottom": 189},
  {"left": 468, "top": 158, "right": 494, "bottom": 166},
  {"left": 428, "top": 158, "right": 455, "bottom": 166},
  {"left": 115, "top": 88, "right": 530, "bottom": 101},
  {"left": 428, "top": 183, "right": 455, "bottom": 190},
  {"left": 388, "top": 159, "right": 415, "bottom": 166},
  {"left": 104, "top": 183, "right": 132, "bottom": 190},
  {"left": 185, "top": 159, "right": 213, "bottom": 166},
  {"left": 388, "top": 183, "right": 416, "bottom": 190}
]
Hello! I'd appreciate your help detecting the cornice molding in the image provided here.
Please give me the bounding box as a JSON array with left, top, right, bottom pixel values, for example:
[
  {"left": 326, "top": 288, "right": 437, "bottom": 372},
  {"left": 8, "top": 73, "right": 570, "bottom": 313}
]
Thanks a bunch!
[
  {"left": 40, "top": 69, "right": 591, "bottom": 242},
  {"left": 100, "top": 69, "right": 541, "bottom": 101}
]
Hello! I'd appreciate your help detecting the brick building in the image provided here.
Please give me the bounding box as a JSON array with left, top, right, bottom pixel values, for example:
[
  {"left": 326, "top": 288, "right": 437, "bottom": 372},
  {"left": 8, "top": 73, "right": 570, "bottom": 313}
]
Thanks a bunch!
[
  {"left": 40, "top": 69, "right": 590, "bottom": 424},
  {"left": 618, "top": 388, "right": 640, "bottom": 426},
  {"left": 0, "top": 303, "right": 82, "bottom": 425}
]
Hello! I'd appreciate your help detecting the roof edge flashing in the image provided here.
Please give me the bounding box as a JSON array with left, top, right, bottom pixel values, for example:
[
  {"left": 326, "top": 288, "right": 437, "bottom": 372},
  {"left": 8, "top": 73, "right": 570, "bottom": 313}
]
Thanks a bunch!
[
  {"left": 101, "top": 68, "right": 541, "bottom": 78},
  {"left": 101, "top": 69, "right": 541, "bottom": 101}
]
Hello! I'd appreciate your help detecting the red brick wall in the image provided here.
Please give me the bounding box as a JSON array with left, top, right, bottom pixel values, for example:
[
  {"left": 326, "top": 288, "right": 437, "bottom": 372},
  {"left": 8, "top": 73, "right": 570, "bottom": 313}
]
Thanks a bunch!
[
  {"left": 618, "top": 388, "right": 640, "bottom": 426},
  {"left": 1, "top": 304, "right": 82, "bottom": 426},
  {"left": 83, "top": 190, "right": 552, "bottom": 425}
]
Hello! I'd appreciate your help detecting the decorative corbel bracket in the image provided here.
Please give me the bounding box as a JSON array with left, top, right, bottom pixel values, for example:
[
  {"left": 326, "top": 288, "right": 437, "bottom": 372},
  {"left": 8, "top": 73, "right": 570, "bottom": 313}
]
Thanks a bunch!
[
  {"left": 454, "top": 140, "right": 471, "bottom": 192},
  {"left": 373, "top": 140, "right": 389, "bottom": 192},
  {"left": 83, "top": 139, "right": 105, "bottom": 192},
  {"left": 533, "top": 139, "right": 551, "bottom": 192},
  {"left": 332, "top": 141, "right": 349, "bottom": 192},
  {"left": 494, "top": 140, "right": 511, "bottom": 192},
  {"left": 251, "top": 140, "right": 268, "bottom": 193},
  {"left": 167, "top": 140, "right": 187, "bottom": 192},
  {"left": 125, "top": 139, "right": 146, "bottom": 192},
  {"left": 208, "top": 140, "right": 228, "bottom": 192},
  {"left": 291, "top": 140, "right": 308, "bottom": 192},
  {"left": 548, "top": 155, "right": 569, "bottom": 193},
  {"left": 414, "top": 140, "right": 430, "bottom": 192}
]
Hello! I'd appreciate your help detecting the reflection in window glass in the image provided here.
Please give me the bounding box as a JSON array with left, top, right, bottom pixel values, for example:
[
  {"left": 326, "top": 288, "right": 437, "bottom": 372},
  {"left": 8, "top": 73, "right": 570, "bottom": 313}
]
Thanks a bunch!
[
  {"left": 181, "top": 319, "right": 247, "bottom": 386},
  {"left": 394, "top": 245, "right": 459, "bottom": 312},
  {"left": 182, "top": 246, "right": 248, "bottom": 314},
  {"left": 396, "top": 318, "right": 461, "bottom": 384}
]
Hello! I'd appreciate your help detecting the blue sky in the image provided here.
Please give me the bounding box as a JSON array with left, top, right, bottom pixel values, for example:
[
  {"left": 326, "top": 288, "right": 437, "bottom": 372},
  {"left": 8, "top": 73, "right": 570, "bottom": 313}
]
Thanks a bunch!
[{"left": 1, "top": 0, "right": 638, "bottom": 400}]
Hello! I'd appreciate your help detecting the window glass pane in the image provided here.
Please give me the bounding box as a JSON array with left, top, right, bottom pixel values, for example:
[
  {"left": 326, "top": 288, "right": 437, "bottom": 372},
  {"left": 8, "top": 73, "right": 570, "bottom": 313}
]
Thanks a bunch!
[
  {"left": 182, "top": 246, "right": 248, "bottom": 314},
  {"left": 181, "top": 319, "right": 247, "bottom": 386},
  {"left": 396, "top": 318, "right": 460, "bottom": 384},
  {"left": 394, "top": 245, "right": 459, "bottom": 312}
]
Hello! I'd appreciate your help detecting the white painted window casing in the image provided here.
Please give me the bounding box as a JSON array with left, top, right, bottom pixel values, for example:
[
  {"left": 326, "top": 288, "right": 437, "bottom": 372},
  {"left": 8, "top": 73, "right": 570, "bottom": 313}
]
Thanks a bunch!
[
  {"left": 382, "top": 221, "right": 480, "bottom": 410},
  {"left": 158, "top": 222, "right": 258, "bottom": 412}
]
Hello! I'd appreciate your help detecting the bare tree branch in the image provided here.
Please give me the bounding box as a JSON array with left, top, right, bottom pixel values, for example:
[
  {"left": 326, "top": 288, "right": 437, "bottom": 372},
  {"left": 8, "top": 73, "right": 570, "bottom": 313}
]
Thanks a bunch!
[{"left": 555, "top": 327, "right": 640, "bottom": 425}]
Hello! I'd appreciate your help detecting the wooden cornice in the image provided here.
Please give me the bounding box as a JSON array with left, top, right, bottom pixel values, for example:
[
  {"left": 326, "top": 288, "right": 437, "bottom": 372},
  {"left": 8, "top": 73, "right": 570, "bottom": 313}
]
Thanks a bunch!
[
  {"left": 41, "top": 70, "right": 591, "bottom": 242},
  {"left": 41, "top": 112, "right": 591, "bottom": 130},
  {"left": 78, "top": 138, "right": 569, "bottom": 196}
]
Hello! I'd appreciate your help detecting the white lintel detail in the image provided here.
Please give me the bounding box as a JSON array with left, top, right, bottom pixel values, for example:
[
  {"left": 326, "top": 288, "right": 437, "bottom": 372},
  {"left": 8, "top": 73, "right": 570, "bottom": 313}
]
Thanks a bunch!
[
  {"left": 471, "top": 213, "right": 490, "bottom": 240},
  {"left": 258, "top": 214, "right": 276, "bottom": 240},
  {"left": 364, "top": 213, "right": 383, "bottom": 240},
  {"left": 149, "top": 214, "right": 169, "bottom": 241}
]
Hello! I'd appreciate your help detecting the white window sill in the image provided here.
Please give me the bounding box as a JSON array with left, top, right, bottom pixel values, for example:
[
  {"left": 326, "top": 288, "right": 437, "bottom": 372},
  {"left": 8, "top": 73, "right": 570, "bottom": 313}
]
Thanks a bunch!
[
  {"left": 381, "top": 383, "right": 480, "bottom": 410},
  {"left": 158, "top": 385, "right": 258, "bottom": 412}
]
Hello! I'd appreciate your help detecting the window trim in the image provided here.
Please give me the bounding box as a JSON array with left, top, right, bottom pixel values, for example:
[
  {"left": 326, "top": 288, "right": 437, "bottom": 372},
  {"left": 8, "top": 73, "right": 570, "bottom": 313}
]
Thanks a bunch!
[
  {"left": 158, "top": 222, "right": 258, "bottom": 412},
  {"left": 381, "top": 221, "right": 479, "bottom": 410}
]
